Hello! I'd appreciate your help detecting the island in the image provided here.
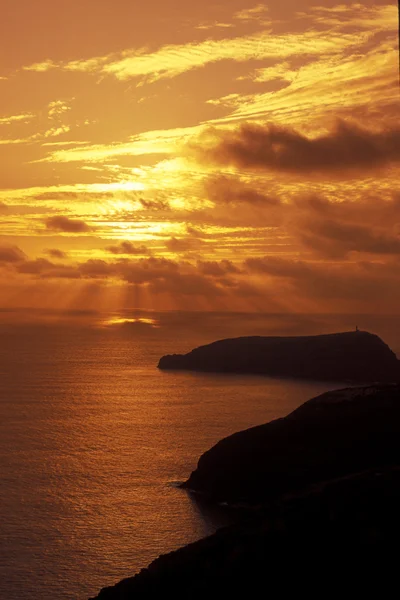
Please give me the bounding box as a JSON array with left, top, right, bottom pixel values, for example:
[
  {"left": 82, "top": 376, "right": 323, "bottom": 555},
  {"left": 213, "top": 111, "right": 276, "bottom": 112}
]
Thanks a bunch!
[
  {"left": 158, "top": 330, "right": 400, "bottom": 383},
  {"left": 89, "top": 383, "right": 400, "bottom": 599}
]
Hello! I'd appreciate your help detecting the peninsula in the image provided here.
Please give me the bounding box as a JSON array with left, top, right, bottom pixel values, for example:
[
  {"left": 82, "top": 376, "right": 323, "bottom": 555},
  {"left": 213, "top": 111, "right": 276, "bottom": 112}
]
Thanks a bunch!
[
  {"left": 90, "top": 383, "right": 400, "bottom": 599},
  {"left": 158, "top": 330, "right": 400, "bottom": 383}
]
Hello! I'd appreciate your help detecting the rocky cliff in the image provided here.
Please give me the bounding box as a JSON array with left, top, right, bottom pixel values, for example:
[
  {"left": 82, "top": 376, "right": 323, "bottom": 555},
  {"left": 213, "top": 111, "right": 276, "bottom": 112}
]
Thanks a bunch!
[
  {"left": 183, "top": 384, "right": 400, "bottom": 502},
  {"left": 90, "top": 466, "right": 400, "bottom": 598},
  {"left": 89, "top": 383, "right": 400, "bottom": 599}
]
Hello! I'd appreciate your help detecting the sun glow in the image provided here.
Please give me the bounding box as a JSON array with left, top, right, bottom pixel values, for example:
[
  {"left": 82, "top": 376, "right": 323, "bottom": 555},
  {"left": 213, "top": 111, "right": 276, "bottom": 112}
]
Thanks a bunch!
[
  {"left": 0, "top": 1, "right": 398, "bottom": 315},
  {"left": 103, "top": 316, "right": 159, "bottom": 327}
]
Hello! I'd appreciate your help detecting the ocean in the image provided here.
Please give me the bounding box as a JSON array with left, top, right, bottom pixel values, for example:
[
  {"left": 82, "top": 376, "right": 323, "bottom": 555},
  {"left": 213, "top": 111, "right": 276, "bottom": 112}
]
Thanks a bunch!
[{"left": 1, "top": 311, "right": 399, "bottom": 599}]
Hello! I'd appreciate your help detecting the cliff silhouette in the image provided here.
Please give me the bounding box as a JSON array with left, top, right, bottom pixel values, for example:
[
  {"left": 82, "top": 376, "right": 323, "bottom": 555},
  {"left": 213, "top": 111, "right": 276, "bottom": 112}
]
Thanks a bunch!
[
  {"left": 158, "top": 330, "right": 400, "bottom": 383},
  {"left": 183, "top": 384, "right": 400, "bottom": 502},
  {"left": 90, "top": 383, "right": 400, "bottom": 599}
]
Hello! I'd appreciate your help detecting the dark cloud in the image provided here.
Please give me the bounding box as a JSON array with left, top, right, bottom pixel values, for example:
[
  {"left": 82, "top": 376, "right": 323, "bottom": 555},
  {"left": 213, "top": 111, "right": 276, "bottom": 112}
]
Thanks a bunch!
[
  {"left": 290, "top": 194, "right": 400, "bottom": 258},
  {"left": 78, "top": 259, "right": 112, "bottom": 278},
  {"left": 0, "top": 245, "right": 27, "bottom": 263},
  {"left": 139, "top": 198, "right": 170, "bottom": 211},
  {"left": 193, "top": 121, "right": 400, "bottom": 174},
  {"left": 16, "top": 258, "right": 81, "bottom": 279},
  {"left": 8, "top": 242, "right": 400, "bottom": 312},
  {"left": 75, "top": 256, "right": 226, "bottom": 297},
  {"left": 148, "top": 272, "right": 224, "bottom": 297},
  {"left": 244, "top": 255, "right": 400, "bottom": 311},
  {"left": 294, "top": 193, "right": 400, "bottom": 228},
  {"left": 17, "top": 258, "right": 57, "bottom": 274},
  {"left": 198, "top": 259, "right": 242, "bottom": 277},
  {"left": 186, "top": 225, "right": 204, "bottom": 238},
  {"left": 118, "top": 257, "right": 180, "bottom": 284},
  {"left": 165, "top": 237, "right": 205, "bottom": 253},
  {"left": 205, "top": 175, "right": 279, "bottom": 205},
  {"left": 299, "top": 219, "right": 400, "bottom": 257},
  {"left": 45, "top": 248, "right": 68, "bottom": 259},
  {"left": 245, "top": 256, "right": 310, "bottom": 279},
  {"left": 45, "top": 216, "right": 92, "bottom": 233},
  {"left": 106, "top": 241, "right": 149, "bottom": 255},
  {"left": 17, "top": 254, "right": 226, "bottom": 298}
]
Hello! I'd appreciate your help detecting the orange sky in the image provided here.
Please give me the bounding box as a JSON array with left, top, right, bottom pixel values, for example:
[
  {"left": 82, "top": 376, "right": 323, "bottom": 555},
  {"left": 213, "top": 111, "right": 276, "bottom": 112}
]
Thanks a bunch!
[{"left": 0, "top": 1, "right": 399, "bottom": 317}]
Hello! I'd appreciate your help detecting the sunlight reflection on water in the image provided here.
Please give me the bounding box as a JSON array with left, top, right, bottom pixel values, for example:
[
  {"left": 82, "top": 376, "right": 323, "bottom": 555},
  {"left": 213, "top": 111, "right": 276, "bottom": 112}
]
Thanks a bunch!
[{"left": 1, "top": 312, "right": 399, "bottom": 599}]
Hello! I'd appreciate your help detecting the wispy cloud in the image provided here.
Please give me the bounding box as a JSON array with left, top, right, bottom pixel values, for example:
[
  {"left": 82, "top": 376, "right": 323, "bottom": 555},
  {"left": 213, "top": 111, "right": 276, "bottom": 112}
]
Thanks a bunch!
[
  {"left": 209, "top": 36, "right": 398, "bottom": 125},
  {"left": 22, "top": 59, "right": 58, "bottom": 72},
  {"left": 21, "top": 3, "right": 388, "bottom": 86},
  {"left": 234, "top": 4, "right": 269, "bottom": 22},
  {"left": 0, "top": 113, "right": 35, "bottom": 125},
  {"left": 99, "top": 29, "right": 370, "bottom": 83},
  {"left": 40, "top": 125, "right": 203, "bottom": 163}
]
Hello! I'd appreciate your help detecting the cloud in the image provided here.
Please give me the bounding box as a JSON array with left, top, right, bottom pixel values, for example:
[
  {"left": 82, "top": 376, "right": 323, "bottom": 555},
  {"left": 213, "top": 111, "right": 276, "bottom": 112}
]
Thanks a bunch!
[
  {"left": 186, "top": 225, "right": 205, "bottom": 238},
  {"left": 139, "top": 198, "right": 170, "bottom": 211},
  {"left": 22, "top": 9, "right": 376, "bottom": 86},
  {"left": 205, "top": 175, "right": 280, "bottom": 205},
  {"left": 195, "top": 22, "right": 234, "bottom": 31},
  {"left": 22, "top": 59, "right": 58, "bottom": 72},
  {"left": 117, "top": 257, "right": 179, "bottom": 284},
  {"left": 298, "top": 219, "right": 400, "bottom": 258},
  {"left": 43, "top": 125, "right": 71, "bottom": 138},
  {"left": 250, "top": 61, "right": 295, "bottom": 83},
  {"left": 17, "top": 258, "right": 57, "bottom": 274},
  {"left": 147, "top": 271, "right": 224, "bottom": 297},
  {"left": 40, "top": 125, "right": 202, "bottom": 164},
  {"left": 17, "top": 259, "right": 81, "bottom": 279},
  {"left": 0, "top": 113, "right": 35, "bottom": 125},
  {"left": 0, "top": 246, "right": 27, "bottom": 263},
  {"left": 288, "top": 193, "right": 400, "bottom": 258},
  {"left": 47, "top": 100, "right": 72, "bottom": 119},
  {"left": 234, "top": 4, "right": 269, "bottom": 22},
  {"left": 245, "top": 256, "right": 310, "bottom": 279},
  {"left": 78, "top": 259, "right": 113, "bottom": 278},
  {"left": 165, "top": 236, "right": 205, "bottom": 253},
  {"left": 192, "top": 121, "right": 400, "bottom": 175},
  {"left": 106, "top": 241, "right": 149, "bottom": 255},
  {"left": 209, "top": 35, "right": 397, "bottom": 127},
  {"left": 68, "top": 256, "right": 226, "bottom": 298},
  {"left": 197, "top": 260, "right": 242, "bottom": 277},
  {"left": 44, "top": 248, "right": 68, "bottom": 259},
  {"left": 100, "top": 29, "right": 362, "bottom": 82},
  {"left": 7, "top": 241, "right": 400, "bottom": 313},
  {"left": 45, "top": 216, "right": 92, "bottom": 233},
  {"left": 250, "top": 255, "right": 400, "bottom": 311}
]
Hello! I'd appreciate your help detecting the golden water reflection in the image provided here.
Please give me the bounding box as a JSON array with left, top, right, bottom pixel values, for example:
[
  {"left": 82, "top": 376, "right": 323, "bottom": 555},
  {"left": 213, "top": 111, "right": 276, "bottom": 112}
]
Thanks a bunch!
[{"left": 103, "top": 316, "right": 159, "bottom": 327}]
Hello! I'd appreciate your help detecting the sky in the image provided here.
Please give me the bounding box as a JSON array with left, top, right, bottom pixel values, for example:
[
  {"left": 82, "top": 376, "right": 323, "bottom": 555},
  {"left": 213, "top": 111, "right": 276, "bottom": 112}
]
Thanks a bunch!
[{"left": 0, "top": 1, "right": 399, "bottom": 318}]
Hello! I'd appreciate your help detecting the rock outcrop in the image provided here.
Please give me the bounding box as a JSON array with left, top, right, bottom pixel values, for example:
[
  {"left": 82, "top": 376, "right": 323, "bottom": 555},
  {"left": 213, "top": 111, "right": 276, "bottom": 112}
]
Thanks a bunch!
[
  {"left": 89, "top": 383, "right": 400, "bottom": 599},
  {"left": 90, "top": 466, "right": 400, "bottom": 599},
  {"left": 158, "top": 330, "right": 400, "bottom": 383},
  {"left": 183, "top": 384, "right": 400, "bottom": 502}
]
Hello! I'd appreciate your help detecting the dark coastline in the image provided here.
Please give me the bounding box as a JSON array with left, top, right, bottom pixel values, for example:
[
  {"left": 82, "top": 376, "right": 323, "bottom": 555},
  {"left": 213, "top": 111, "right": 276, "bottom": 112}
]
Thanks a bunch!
[
  {"left": 89, "top": 382, "right": 400, "bottom": 599},
  {"left": 158, "top": 331, "right": 400, "bottom": 383}
]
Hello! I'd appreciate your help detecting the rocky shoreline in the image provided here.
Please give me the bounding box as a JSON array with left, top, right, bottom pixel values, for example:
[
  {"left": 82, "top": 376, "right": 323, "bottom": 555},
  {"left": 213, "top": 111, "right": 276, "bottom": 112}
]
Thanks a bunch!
[{"left": 89, "top": 382, "right": 400, "bottom": 599}]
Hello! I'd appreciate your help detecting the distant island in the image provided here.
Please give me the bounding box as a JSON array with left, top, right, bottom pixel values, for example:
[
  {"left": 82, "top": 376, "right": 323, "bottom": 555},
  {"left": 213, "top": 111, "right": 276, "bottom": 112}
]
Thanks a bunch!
[
  {"left": 90, "top": 383, "right": 400, "bottom": 598},
  {"left": 158, "top": 330, "right": 400, "bottom": 383}
]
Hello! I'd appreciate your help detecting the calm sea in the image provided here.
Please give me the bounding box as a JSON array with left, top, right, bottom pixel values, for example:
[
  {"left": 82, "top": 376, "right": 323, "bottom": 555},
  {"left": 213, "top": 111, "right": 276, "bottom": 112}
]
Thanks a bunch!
[{"left": 1, "top": 312, "right": 399, "bottom": 599}]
